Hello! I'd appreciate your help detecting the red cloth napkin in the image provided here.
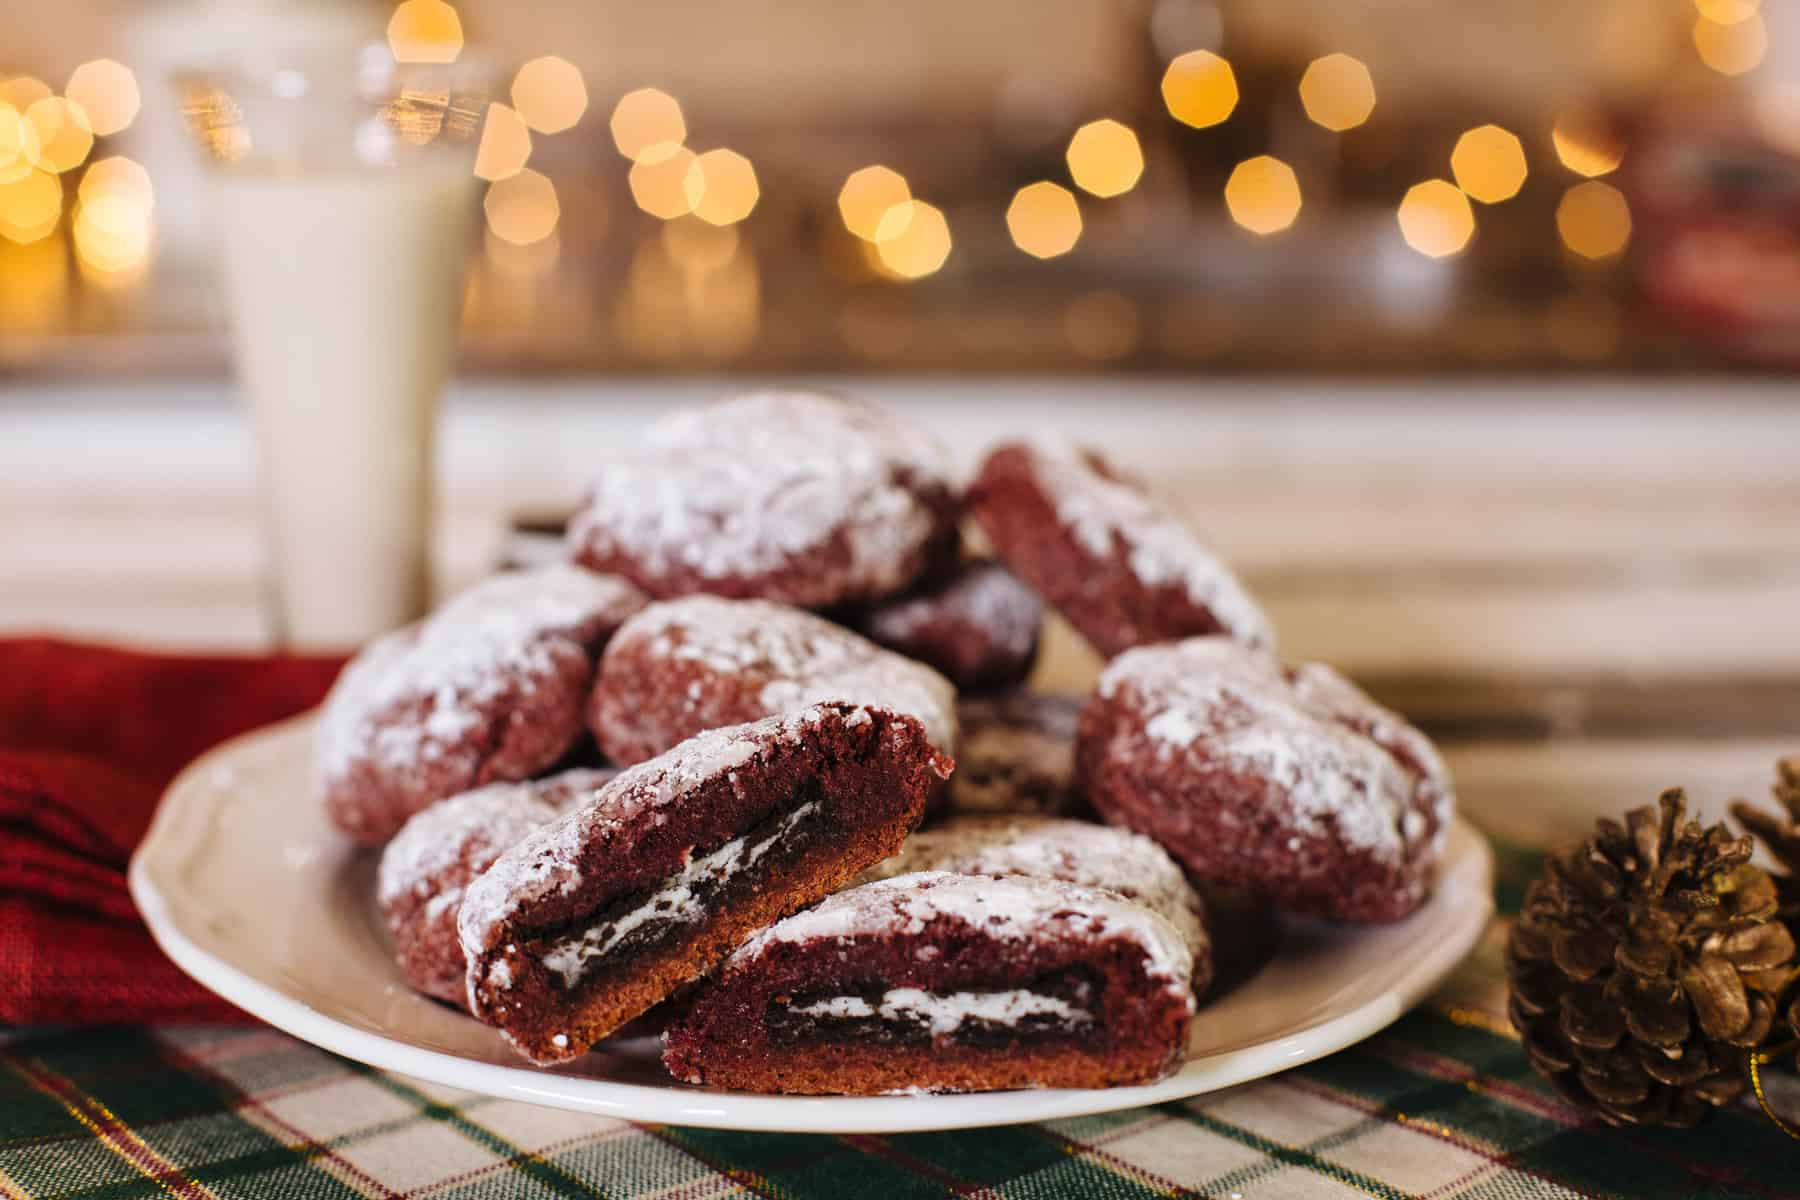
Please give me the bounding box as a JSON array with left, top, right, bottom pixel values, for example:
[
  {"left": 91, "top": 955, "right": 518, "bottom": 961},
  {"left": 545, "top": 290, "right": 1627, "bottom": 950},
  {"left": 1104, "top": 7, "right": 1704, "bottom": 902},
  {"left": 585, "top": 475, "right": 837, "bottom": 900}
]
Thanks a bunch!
[{"left": 0, "top": 638, "right": 344, "bottom": 1025}]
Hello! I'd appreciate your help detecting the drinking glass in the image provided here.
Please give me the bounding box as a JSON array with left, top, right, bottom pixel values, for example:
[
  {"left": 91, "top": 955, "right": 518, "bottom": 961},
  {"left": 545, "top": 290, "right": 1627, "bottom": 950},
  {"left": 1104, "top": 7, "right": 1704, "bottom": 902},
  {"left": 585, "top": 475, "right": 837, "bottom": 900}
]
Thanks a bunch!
[{"left": 176, "top": 40, "right": 494, "bottom": 648}]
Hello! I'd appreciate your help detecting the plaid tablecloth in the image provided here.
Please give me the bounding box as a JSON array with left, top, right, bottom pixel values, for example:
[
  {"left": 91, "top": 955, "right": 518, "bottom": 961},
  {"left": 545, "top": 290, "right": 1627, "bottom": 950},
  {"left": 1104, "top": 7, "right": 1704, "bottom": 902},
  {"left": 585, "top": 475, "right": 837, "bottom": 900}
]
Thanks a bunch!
[{"left": 4, "top": 843, "right": 1796, "bottom": 1200}]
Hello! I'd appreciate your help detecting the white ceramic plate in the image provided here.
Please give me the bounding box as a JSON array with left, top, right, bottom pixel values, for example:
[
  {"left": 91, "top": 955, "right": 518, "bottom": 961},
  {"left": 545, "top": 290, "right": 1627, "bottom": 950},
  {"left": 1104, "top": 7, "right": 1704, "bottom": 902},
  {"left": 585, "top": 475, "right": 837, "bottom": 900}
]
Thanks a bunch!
[{"left": 130, "top": 714, "right": 1494, "bottom": 1134}]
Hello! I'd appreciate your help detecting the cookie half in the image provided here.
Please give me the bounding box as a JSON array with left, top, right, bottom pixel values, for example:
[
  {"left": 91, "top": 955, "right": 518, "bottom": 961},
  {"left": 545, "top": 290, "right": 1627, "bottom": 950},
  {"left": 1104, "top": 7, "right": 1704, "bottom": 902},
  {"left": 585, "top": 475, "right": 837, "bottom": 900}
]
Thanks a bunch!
[
  {"left": 458, "top": 702, "right": 951, "bottom": 1064},
  {"left": 662, "top": 871, "right": 1195, "bottom": 1094}
]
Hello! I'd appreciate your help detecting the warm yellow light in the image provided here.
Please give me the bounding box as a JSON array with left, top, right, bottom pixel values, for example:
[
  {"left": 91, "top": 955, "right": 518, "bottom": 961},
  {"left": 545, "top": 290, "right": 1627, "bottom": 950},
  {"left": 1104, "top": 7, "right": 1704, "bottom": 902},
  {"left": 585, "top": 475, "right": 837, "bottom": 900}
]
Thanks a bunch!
[
  {"left": 1298, "top": 54, "right": 1376, "bottom": 132},
  {"left": 1695, "top": 0, "right": 1758, "bottom": 23},
  {"left": 629, "top": 142, "right": 699, "bottom": 219},
  {"left": 0, "top": 78, "right": 52, "bottom": 113},
  {"left": 26, "top": 98, "right": 93, "bottom": 175},
  {"left": 65, "top": 60, "right": 140, "bottom": 136},
  {"left": 1694, "top": 13, "right": 1767, "bottom": 75},
  {"left": 874, "top": 200, "right": 951, "bottom": 279},
  {"left": 387, "top": 0, "right": 463, "bottom": 64},
  {"left": 1006, "top": 181, "right": 1082, "bottom": 259},
  {"left": 838, "top": 166, "right": 911, "bottom": 241},
  {"left": 1161, "top": 51, "right": 1238, "bottom": 129},
  {"left": 511, "top": 56, "right": 587, "bottom": 135},
  {"left": 1065, "top": 119, "right": 1144, "bottom": 199},
  {"left": 609, "top": 88, "right": 685, "bottom": 162},
  {"left": 1551, "top": 114, "right": 1624, "bottom": 178},
  {"left": 472, "top": 103, "right": 531, "bottom": 181},
  {"left": 1556, "top": 181, "right": 1631, "bottom": 259},
  {"left": 0, "top": 170, "right": 64, "bottom": 244},
  {"left": 74, "top": 191, "right": 152, "bottom": 273},
  {"left": 684, "top": 148, "right": 758, "bottom": 226},
  {"left": 1397, "top": 179, "right": 1475, "bottom": 257},
  {"left": 484, "top": 167, "right": 559, "bottom": 245},
  {"left": 79, "top": 156, "right": 153, "bottom": 207},
  {"left": 1223, "top": 155, "right": 1301, "bottom": 235},
  {"left": 0, "top": 105, "right": 41, "bottom": 185},
  {"left": 661, "top": 215, "right": 740, "bottom": 274},
  {"left": 1064, "top": 290, "right": 1140, "bottom": 361},
  {"left": 1450, "top": 125, "right": 1527, "bottom": 204}
]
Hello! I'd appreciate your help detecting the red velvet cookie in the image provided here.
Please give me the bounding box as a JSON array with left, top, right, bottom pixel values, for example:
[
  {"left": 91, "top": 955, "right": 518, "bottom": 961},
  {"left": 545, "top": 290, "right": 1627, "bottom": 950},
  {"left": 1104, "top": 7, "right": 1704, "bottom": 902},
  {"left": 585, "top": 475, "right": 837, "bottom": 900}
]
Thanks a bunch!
[
  {"left": 1077, "top": 638, "right": 1452, "bottom": 923},
  {"left": 849, "top": 560, "right": 1042, "bottom": 693},
  {"left": 859, "top": 814, "right": 1212, "bottom": 994},
  {"left": 567, "top": 390, "right": 959, "bottom": 608},
  {"left": 458, "top": 702, "right": 951, "bottom": 1064},
  {"left": 377, "top": 768, "right": 616, "bottom": 1007},
  {"left": 661, "top": 871, "right": 1196, "bottom": 1094},
  {"left": 589, "top": 596, "right": 957, "bottom": 767},
  {"left": 943, "top": 691, "right": 1085, "bottom": 818},
  {"left": 967, "top": 439, "right": 1272, "bottom": 658},
  {"left": 317, "top": 565, "right": 648, "bottom": 846}
]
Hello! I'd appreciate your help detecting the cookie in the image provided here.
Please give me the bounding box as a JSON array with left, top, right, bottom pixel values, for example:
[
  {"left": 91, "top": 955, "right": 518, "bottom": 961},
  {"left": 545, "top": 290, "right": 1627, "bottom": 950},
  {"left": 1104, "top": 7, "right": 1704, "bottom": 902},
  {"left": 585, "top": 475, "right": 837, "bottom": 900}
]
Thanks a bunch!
[
  {"left": 567, "top": 390, "right": 959, "bottom": 608},
  {"left": 458, "top": 702, "right": 951, "bottom": 1064},
  {"left": 1077, "top": 638, "right": 1452, "bottom": 923},
  {"left": 661, "top": 871, "right": 1195, "bottom": 1094},
  {"left": 859, "top": 814, "right": 1212, "bottom": 993},
  {"left": 942, "top": 691, "right": 1085, "bottom": 818},
  {"left": 967, "top": 439, "right": 1272, "bottom": 658},
  {"left": 376, "top": 768, "right": 616, "bottom": 1007},
  {"left": 589, "top": 596, "right": 957, "bottom": 766},
  {"left": 317, "top": 565, "right": 648, "bottom": 846},
  {"left": 849, "top": 559, "right": 1042, "bottom": 692}
]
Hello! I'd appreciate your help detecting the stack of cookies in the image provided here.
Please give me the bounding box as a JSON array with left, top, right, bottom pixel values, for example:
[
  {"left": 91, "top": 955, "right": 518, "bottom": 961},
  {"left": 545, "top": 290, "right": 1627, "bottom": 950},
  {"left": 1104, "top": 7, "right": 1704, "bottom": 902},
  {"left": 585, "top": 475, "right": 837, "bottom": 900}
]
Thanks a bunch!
[{"left": 326, "top": 389, "right": 1456, "bottom": 1096}]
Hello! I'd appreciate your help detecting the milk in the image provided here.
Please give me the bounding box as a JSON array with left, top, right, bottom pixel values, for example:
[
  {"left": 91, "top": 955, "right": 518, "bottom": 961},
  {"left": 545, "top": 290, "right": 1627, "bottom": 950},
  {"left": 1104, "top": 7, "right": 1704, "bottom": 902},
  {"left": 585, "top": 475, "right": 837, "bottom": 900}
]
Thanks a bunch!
[{"left": 212, "top": 165, "right": 477, "bottom": 648}]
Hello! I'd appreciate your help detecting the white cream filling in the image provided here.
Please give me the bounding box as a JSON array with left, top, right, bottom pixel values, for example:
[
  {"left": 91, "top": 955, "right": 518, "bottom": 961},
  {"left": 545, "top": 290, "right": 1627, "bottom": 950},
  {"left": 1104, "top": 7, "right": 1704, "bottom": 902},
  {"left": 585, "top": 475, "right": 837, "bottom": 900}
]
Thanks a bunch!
[
  {"left": 787, "top": 987, "right": 1090, "bottom": 1037},
  {"left": 540, "top": 801, "right": 818, "bottom": 988}
]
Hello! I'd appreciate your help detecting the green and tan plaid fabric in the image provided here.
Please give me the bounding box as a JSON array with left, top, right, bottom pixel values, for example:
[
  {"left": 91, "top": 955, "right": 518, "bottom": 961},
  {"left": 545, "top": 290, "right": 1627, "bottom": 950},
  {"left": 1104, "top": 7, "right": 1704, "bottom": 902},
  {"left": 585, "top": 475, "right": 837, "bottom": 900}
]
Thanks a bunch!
[{"left": 4, "top": 843, "right": 1796, "bottom": 1199}]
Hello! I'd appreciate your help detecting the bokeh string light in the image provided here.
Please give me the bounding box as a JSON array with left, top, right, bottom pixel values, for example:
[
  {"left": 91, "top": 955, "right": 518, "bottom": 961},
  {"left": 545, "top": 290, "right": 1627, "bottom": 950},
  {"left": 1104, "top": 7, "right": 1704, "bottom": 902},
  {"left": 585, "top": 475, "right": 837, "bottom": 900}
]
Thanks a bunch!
[
  {"left": 484, "top": 167, "right": 559, "bottom": 245},
  {"left": 873, "top": 200, "right": 951, "bottom": 279},
  {"left": 1161, "top": 50, "right": 1238, "bottom": 129},
  {"left": 1224, "top": 156, "right": 1301, "bottom": 235},
  {"left": 838, "top": 166, "right": 910, "bottom": 242},
  {"left": 511, "top": 56, "right": 587, "bottom": 135},
  {"left": 1299, "top": 54, "right": 1376, "bottom": 132},
  {"left": 472, "top": 103, "right": 531, "bottom": 182},
  {"left": 0, "top": 106, "right": 41, "bottom": 185},
  {"left": 1556, "top": 181, "right": 1631, "bottom": 259},
  {"left": 629, "top": 142, "right": 700, "bottom": 219},
  {"left": 1006, "top": 182, "right": 1082, "bottom": 258},
  {"left": 1550, "top": 114, "right": 1624, "bottom": 178},
  {"left": 609, "top": 88, "right": 686, "bottom": 162},
  {"left": 0, "top": 169, "right": 63, "bottom": 244},
  {"left": 1066, "top": 120, "right": 1144, "bottom": 199},
  {"left": 64, "top": 61, "right": 138, "bottom": 137},
  {"left": 1397, "top": 179, "right": 1474, "bottom": 257},
  {"left": 1693, "top": 11, "right": 1767, "bottom": 74},
  {"left": 684, "top": 149, "right": 758, "bottom": 226},
  {"left": 1450, "top": 125, "right": 1527, "bottom": 204},
  {"left": 386, "top": 0, "right": 464, "bottom": 64}
]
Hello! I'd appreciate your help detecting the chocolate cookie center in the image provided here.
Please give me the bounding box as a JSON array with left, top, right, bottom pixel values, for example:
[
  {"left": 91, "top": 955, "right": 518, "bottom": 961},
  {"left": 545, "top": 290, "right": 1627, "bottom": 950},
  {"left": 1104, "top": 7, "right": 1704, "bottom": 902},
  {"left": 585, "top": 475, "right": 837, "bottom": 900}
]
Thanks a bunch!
[
  {"left": 536, "top": 782, "right": 827, "bottom": 990},
  {"left": 766, "top": 968, "right": 1099, "bottom": 1047}
]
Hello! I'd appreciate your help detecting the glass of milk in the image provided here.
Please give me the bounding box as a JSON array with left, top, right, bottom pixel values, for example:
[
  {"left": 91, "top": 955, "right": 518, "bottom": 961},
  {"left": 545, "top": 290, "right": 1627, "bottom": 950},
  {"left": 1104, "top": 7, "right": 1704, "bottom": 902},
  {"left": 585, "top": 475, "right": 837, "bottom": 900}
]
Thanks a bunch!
[{"left": 175, "top": 37, "right": 492, "bottom": 648}]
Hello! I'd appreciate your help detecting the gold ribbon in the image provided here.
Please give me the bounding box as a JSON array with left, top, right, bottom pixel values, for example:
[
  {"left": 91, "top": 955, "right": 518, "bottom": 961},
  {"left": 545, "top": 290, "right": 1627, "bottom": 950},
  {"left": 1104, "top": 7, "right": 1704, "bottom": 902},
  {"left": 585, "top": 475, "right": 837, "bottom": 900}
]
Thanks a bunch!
[{"left": 1749, "top": 1048, "right": 1800, "bottom": 1141}]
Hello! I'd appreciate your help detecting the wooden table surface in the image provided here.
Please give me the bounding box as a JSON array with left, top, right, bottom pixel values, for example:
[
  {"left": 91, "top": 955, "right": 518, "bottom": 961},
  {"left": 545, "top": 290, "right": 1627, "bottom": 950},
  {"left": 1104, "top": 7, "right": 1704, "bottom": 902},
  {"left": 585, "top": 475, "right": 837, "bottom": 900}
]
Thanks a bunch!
[{"left": 4, "top": 375, "right": 1797, "bottom": 850}]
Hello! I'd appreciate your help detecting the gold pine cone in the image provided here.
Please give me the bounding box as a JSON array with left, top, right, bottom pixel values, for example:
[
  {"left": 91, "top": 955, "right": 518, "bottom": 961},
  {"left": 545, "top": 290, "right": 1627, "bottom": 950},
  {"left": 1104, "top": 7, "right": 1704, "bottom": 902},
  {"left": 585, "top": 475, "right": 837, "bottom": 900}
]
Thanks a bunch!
[{"left": 1507, "top": 789, "right": 1796, "bottom": 1127}]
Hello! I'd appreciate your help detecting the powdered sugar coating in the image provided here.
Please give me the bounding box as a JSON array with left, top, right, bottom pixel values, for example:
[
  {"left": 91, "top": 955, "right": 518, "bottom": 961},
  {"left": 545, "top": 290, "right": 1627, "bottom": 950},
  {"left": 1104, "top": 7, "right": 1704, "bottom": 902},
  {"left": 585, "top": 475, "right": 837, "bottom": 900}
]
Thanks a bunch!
[
  {"left": 376, "top": 768, "right": 616, "bottom": 1005},
  {"left": 457, "top": 702, "right": 945, "bottom": 964},
  {"left": 591, "top": 596, "right": 958, "bottom": 763},
  {"left": 736, "top": 871, "right": 1194, "bottom": 994},
  {"left": 567, "top": 391, "right": 958, "bottom": 608},
  {"left": 1082, "top": 637, "right": 1452, "bottom": 922},
  {"left": 316, "top": 565, "right": 648, "bottom": 845},
  {"left": 855, "top": 561, "right": 1043, "bottom": 692},
  {"left": 858, "top": 816, "right": 1209, "bottom": 980},
  {"left": 969, "top": 439, "right": 1272, "bottom": 657}
]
